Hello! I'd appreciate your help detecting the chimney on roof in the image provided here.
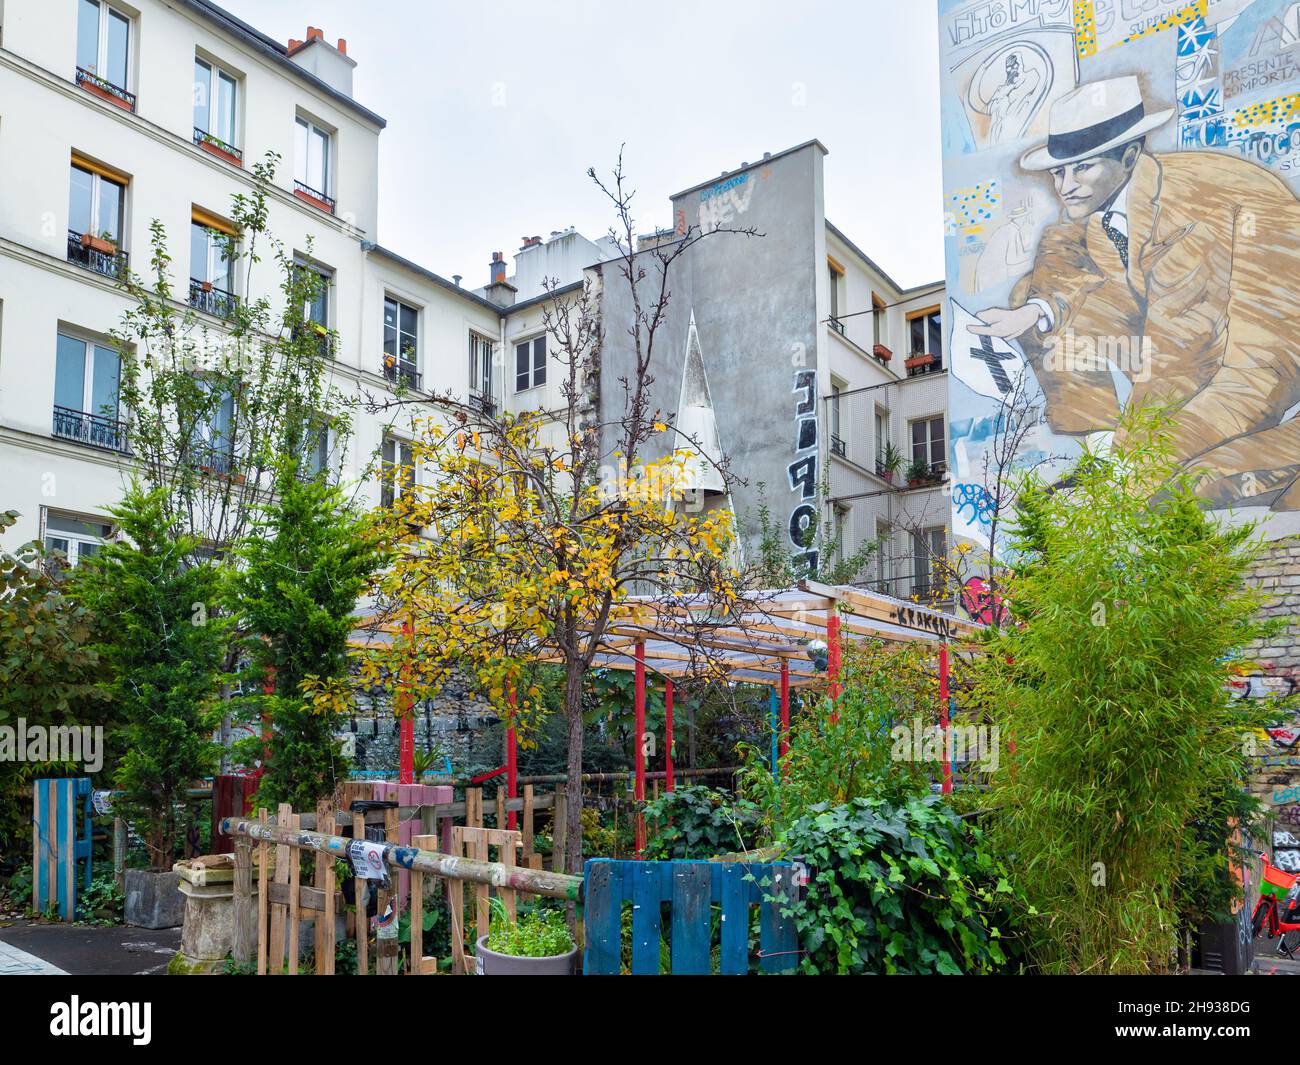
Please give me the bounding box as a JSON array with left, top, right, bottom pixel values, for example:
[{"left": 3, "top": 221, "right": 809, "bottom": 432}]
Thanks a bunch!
[
  {"left": 286, "top": 26, "right": 357, "bottom": 97},
  {"left": 521, "top": 235, "right": 542, "bottom": 249},
  {"left": 453, "top": 274, "right": 462, "bottom": 287},
  {"left": 485, "top": 252, "right": 516, "bottom": 308}
]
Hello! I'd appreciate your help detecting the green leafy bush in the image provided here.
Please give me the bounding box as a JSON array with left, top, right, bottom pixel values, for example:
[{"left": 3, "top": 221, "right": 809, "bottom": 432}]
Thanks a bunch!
[
  {"left": 974, "top": 408, "right": 1282, "bottom": 973},
  {"left": 775, "top": 795, "right": 1027, "bottom": 974},
  {"left": 739, "top": 639, "right": 933, "bottom": 840},
  {"left": 641, "top": 785, "right": 763, "bottom": 859},
  {"left": 484, "top": 899, "right": 573, "bottom": 958}
]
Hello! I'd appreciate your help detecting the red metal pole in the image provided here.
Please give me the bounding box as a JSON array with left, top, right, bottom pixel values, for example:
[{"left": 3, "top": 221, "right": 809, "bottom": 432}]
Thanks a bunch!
[
  {"left": 779, "top": 660, "right": 790, "bottom": 769},
  {"left": 634, "top": 641, "right": 646, "bottom": 857},
  {"left": 506, "top": 686, "right": 518, "bottom": 831},
  {"left": 398, "top": 619, "right": 414, "bottom": 785},
  {"left": 827, "top": 613, "right": 842, "bottom": 721},
  {"left": 664, "top": 677, "right": 675, "bottom": 793},
  {"left": 939, "top": 641, "right": 952, "bottom": 795}
]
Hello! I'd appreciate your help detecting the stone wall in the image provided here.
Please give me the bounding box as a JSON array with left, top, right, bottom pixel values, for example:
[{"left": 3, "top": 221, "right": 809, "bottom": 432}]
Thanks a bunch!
[
  {"left": 1245, "top": 537, "right": 1300, "bottom": 873},
  {"left": 338, "top": 675, "right": 501, "bottom": 776}
]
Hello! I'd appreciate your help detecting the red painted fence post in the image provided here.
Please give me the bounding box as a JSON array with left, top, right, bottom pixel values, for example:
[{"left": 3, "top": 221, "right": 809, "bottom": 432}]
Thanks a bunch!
[
  {"left": 634, "top": 641, "right": 646, "bottom": 858},
  {"left": 939, "top": 640, "right": 952, "bottom": 795},
  {"left": 664, "top": 677, "right": 675, "bottom": 793},
  {"left": 398, "top": 619, "right": 414, "bottom": 785}
]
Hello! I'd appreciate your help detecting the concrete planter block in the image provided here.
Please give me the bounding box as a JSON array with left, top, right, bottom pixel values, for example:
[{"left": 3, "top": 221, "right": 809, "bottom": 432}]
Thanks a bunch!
[{"left": 124, "top": 869, "right": 185, "bottom": 929}]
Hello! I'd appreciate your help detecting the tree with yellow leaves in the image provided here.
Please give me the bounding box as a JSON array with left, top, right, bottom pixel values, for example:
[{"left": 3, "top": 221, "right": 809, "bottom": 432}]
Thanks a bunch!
[{"left": 346, "top": 153, "right": 765, "bottom": 874}]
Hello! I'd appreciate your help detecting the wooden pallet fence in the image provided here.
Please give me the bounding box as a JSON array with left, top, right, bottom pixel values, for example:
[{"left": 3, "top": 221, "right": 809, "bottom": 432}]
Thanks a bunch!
[
  {"left": 32, "top": 778, "right": 93, "bottom": 921},
  {"left": 582, "top": 859, "right": 799, "bottom": 975}
]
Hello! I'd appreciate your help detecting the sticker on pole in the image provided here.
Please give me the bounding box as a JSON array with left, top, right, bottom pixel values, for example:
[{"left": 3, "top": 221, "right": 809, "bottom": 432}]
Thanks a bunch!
[{"left": 348, "top": 839, "right": 388, "bottom": 880}]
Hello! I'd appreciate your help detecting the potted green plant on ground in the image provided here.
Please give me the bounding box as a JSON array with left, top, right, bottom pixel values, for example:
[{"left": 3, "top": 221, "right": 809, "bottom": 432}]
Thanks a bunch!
[{"left": 475, "top": 899, "right": 576, "bottom": 975}]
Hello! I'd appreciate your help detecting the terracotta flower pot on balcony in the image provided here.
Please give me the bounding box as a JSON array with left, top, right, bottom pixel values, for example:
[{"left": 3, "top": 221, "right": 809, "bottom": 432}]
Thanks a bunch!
[
  {"left": 201, "top": 281, "right": 214, "bottom": 293},
  {"left": 81, "top": 233, "right": 117, "bottom": 256},
  {"left": 905, "top": 352, "right": 936, "bottom": 371},
  {"left": 873, "top": 344, "right": 893, "bottom": 363},
  {"left": 197, "top": 138, "right": 243, "bottom": 167}
]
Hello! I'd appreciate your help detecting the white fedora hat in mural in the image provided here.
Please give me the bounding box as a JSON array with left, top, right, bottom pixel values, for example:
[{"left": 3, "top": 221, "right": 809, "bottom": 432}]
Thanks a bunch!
[{"left": 1020, "top": 76, "right": 1173, "bottom": 171}]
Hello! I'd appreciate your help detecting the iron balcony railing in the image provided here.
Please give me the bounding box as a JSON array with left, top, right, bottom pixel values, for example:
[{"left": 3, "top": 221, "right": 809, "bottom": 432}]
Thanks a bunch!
[
  {"left": 75, "top": 67, "right": 136, "bottom": 111},
  {"left": 382, "top": 359, "right": 422, "bottom": 392},
  {"left": 829, "top": 316, "right": 846, "bottom": 336},
  {"left": 293, "top": 180, "right": 336, "bottom": 211},
  {"left": 905, "top": 352, "right": 945, "bottom": 377},
  {"left": 193, "top": 127, "right": 243, "bottom": 162},
  {"left": 192, "top": 443, "right": 236, "bottom": 478},
  {"left": 67, "top": 230, "right": 128, "bottom": 280},
  {"left": 830, "top": 433, "right": 847, "bottom": 458},
  {"left": 52, "top": 406, "right": 129, "bottom": 452},
  {"left": 189, "top": 278, "right": 239, "bottom": 319},
  {"left": 469, "top": 391, "right": 497, "bottom": 416}
]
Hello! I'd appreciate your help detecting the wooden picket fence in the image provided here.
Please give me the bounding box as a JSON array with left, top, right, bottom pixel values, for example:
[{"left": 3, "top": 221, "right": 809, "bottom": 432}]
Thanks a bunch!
[{"left": 220, "top": 780, "right": 573, "bottom": 975}]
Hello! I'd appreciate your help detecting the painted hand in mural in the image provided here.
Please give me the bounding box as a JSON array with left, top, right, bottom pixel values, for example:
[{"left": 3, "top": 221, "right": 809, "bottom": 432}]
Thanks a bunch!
[{"left": 965, "top": 304, "right": 1040, "bottom": 340}]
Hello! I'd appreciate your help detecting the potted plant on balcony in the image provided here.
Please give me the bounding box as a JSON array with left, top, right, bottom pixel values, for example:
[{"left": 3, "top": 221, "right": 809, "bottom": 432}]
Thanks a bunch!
[
  {"left": 81, "top": 230, "right": 117, "bottom": 256},
  {"left": 475, "top": 900, "right": 576, "bottom": 975},
  {"left": 906, "top": 457, "right": 931, "bottom": 488},
  {"left": 879, "top": 442, "right": 904, "bottom": 485},
  {"left": 873, "top": 344, "right": 893, "bottom": 364},
  {"left": 905, "top": 351, "right": 936, "bottom": 372}
]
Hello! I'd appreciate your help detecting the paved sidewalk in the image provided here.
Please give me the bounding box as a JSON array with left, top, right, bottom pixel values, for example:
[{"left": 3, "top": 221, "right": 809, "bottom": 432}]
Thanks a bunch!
[
  {"left": 0, "top": 921, "right": 181, "bottom": 975},
  {"left": 0, "top": 936, "right": 66, "bottom": 975}
]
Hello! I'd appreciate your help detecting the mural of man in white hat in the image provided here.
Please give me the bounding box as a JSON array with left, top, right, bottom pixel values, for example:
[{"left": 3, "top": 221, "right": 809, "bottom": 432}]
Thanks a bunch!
[{"left": 969, "top": 75, "right": 1300, "bottom": 511}]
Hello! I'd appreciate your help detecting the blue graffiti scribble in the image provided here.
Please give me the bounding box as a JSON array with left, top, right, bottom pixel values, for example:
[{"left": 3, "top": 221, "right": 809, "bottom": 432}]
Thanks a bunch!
[{"left": 954, "top": 483, "right": 995, "bottom": 526}]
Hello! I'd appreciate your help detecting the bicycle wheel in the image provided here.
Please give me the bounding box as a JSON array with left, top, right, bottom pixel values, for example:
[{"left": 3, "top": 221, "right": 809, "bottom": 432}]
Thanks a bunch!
[{"left": 1282, "top": 929, "right": 1300, "bottom": 958}]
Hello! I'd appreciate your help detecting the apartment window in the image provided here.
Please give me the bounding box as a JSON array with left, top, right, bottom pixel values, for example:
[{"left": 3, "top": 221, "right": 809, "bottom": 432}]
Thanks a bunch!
[
  {"left": 381, "top": 436, "right": 415, "bottom": 508},
  {"left": 44, "top": 512, "right": 112, "bottom": 575},
  {"left": 827, "top": 260, "right": 844, "bottom": 334},
  {"left": 67, "top": 159, "right": 126, "bottom": 278},
  {"left": 469, "top": 332, "right": 495, "bottom": 406},
  {"left": 192, "top": 378, "right": 235, "bottom": 474},
  {"left": 294, "top": 116, "right": 334, "bottom": 208},
  {"left": 833, "top": 504, "right": 850, "bottom": 560},
  {"left": 190, "top": 217, "right": 237, "bottom": 317},
  {"left": 875, "top": 521, "right": 892, "bottom": 593},
  {"left": 302, "top": 422, "right": 333, "bottom": 479},
  {"left": 910, "top": 416, "right": 946, "bottom": 470},
  {"left": 908, "top": 307, "right": 943, "bottom": 359},
  {"left": 76, "top": 0, "right": 133, "bottom": 108},
  {"left": 912, "top": 527, "right": 946, "bottom": 600},
  {"left": 514, "top": 336, "right": 546, "bottom": 392},
  {"left": 53, "top": 332, "right": 124, "bottom": 450},
  {"left": 193, "top": 58, "right": 240, "bottom": 160},
  {"left": 829, "top": 382, "right": 845, "bottom": 457},
  {"left": 874, "top": 408, "right": 889, "bottom": 475},
  {"left": 383, "top": 297, "right": 420, "bottom": 390},
  {"left": 294, "top": 260, "right": 332, "bottom": 355},
  {"left": 872, "top": 295, "right": 886, "bottom": 348}
]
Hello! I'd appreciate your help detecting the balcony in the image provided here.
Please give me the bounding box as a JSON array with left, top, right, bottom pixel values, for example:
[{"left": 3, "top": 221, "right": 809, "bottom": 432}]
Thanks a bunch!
[
  {"left": 192, "top": 443, "right": 238, "bottom": 479},
  {"left": 829, "top": 316, "right": 846, "bottom": 337},
  {"left": 52, "top": 406, "right": 129, "bottom": 453},
  {"left": 830, "top": 434, "right": 846, "bottom": 458},
  {"left": 189, "top": 278, "right": 239, "bottom": 319},
  {"left": 382, "top": 358, "right": 422, "bottom": 392},
  {"left": 904, "top": 461, "right": 947, "bottom": 489},
  {"left": 193, "top": 128, "right": 243, "bottom": 166},
  {"left": 67, "top": 230, "right": 128, "bottom": 280},
  {"left": 469, "top": 391, "right": 497, "bottom": 417},
  {"left": 293, "top": 180, "right": 336, "bottom": 214},
  {"left": 75, "top": 67, "right": 136, "bottom": 112}
]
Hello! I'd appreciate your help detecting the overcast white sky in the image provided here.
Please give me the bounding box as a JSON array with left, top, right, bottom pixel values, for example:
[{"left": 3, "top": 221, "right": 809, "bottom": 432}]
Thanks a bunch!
[{"left": 224, "top": 0, "right": 945, "bottom": 293}]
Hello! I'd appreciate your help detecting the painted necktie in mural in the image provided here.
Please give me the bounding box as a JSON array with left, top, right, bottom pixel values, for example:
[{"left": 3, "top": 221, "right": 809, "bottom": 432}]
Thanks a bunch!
[{"left": 939, "top": 0, "right": 1300, "bottom": 560}]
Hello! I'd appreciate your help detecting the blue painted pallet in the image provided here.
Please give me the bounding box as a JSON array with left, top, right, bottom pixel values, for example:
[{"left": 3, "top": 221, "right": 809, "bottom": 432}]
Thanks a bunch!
[
  {"left": 582, "top": 859, "right": 798, "bottom": 975},
  {"left": 32, "top": 778, "right": 93, "bottom": 921}
]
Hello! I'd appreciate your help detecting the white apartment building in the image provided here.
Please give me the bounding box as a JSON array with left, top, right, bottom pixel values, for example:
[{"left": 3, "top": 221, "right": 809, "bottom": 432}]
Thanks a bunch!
[
  {"left": 0, "top": 0, "right": 505, "bottom": 560},
  {"left": 822, "top": 224, "right": 950, "bottom": 601}
]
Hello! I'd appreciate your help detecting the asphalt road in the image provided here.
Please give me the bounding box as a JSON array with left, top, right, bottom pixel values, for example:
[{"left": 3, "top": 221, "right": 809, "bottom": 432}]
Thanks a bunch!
[{"left": 0, "top": 921, "right": 181, "bottom": 975}]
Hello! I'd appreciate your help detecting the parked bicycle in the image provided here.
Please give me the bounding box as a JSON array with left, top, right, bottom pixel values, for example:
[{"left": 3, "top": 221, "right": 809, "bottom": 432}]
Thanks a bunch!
[{"left": 1251, "top": 851, "right": 1300, "bottom": 958}]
